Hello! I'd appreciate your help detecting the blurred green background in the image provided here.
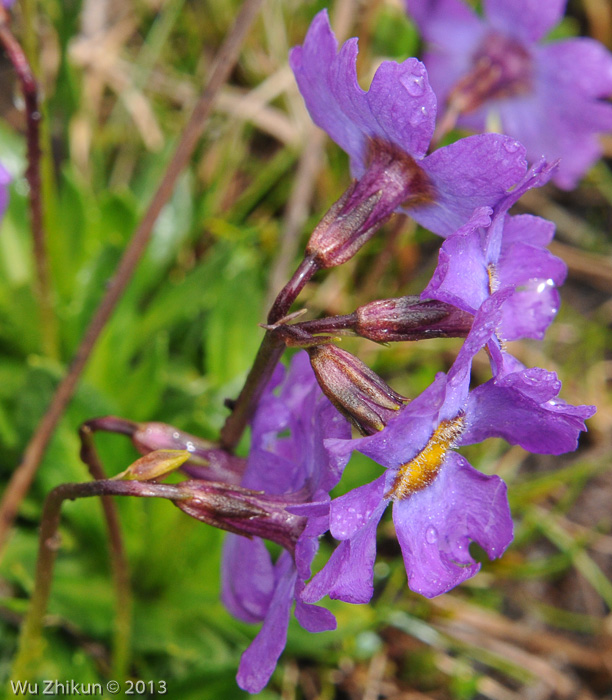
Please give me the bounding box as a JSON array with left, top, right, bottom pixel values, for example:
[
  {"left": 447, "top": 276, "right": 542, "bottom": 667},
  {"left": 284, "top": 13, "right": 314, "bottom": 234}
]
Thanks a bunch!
[{"left": 0, "top": 0, "right": 611, "bottom": 697}]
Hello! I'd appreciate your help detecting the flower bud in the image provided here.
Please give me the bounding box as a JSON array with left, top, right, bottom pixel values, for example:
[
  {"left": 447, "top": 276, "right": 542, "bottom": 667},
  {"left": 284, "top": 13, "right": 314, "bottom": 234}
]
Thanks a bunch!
[
  {"left": 114, "top": 449, "right": 190, "bottom": 481},
  {"left": 175, "top": 481, "right": 306, "bottom": 552},
  {"left": 355, "top": 296, "right": 473, "bottom": 342},
  {"left": 132, "top": 422, "right": 246, "bottom": 485},
  {"left": 308, "top": 344, "right": 407, "bottom": 434}
]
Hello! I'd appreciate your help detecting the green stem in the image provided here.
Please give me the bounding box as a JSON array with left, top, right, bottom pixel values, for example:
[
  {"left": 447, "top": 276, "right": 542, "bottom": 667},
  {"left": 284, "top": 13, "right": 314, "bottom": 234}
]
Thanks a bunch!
[
  {"left": 10, "top": 480, "right": 189, "bottom": 684},
  {"left": 0, "top": 8, "right": 58, "bottom": 358},
  {"left": 79, "top": 424, "right": 131, "bottom": 682}
]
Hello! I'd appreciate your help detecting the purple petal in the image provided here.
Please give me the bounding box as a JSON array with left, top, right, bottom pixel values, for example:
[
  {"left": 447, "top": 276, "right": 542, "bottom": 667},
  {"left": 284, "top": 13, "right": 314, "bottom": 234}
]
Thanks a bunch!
[
  {"left": 464, "top": 368, "right": 596, "bottom": 453},
  {"left": 539, "top": 38, "right": 612, "bottom": 98},
  {"left": 484, "top": 0, "right": 566, "bottom": 43},
  {"left": 0, "top": 163, "right": 10, "bottom": 222},
  {"left": 236, "top": 553, "right": 296, "bottom": 693},
  {"left": 241, "top": 449, "right": 299, "bottom": 493},
  {"left": 294, "top": 501, "right": 330, "bottom": 581},
  {"left": 290, "top": 10, "right": 437, "bottom": 174},
  {"left": 289, "top": 12, "right": 365, "bottom": 167},
  {"left": 279, "top": 351, "right": 318, "bottom": 415},
  {"left": 294, "top": 596, "right": 336, "bottom": 632},
  {"left": 347, "top": 378, "right": 448, "bottom": 469},
  {"left": 419, "top": 47, "right": 473, "bottom": 110},
  {"left": 329, "top": 476, "right": 387, "bottom": 539},
  {"left": 409, "top": 134, "right": 527, "bottom": 237},
  {"left": 393, "top": 453, "right": 513, "bottom": 597},
  {"left": 221, "top": 535, "right": 275, "bottom": 624},
  {"left": 311, "top": 397, "right": 353, "bottom": 493},
  {"left": 501, "top": 213, "right": 555, "bottom": 249},
  {"left": 447, "top": 289, "right": 511, "bottom": 387},
  {"left": 494, "top": 40, "right": 612, "bottom": 189},
  {"left": 499, "top": 279, "right": 561, "bottom": 341},
  {"left": 250, "top": 364, "right": 289, "bottom": 447},
  {"left": 368, "top": 59, "right": 437, "bottom": 159},
  {"left": 423, "top": 207, "right": 491, "bottom": 313},
  {"left": 406, "top": 0, "right": 484, "bottom": 47},
  {"left": 303, "top": 496, "right": 387, "bottom": 604}
]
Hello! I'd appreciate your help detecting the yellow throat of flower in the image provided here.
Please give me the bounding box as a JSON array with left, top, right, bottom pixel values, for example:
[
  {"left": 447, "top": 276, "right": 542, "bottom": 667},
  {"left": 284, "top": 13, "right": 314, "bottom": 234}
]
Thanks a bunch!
[{"left": 387, "top": 415, "right": 466, "bottom": 500}]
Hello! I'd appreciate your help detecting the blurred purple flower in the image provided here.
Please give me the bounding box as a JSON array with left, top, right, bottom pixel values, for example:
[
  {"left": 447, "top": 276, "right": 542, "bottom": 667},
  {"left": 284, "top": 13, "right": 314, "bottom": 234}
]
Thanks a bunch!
[
  {"left": 424, "top": 159, "right": 567, "bottom": 342},
  {"left": 406, "top": 0, "right": 612, "bottom": 189},
  {"left": 302, "top": 295, "right": 595, "bottom": 601},
  {"left": 221, "top": 352, "right": 351, "bottom": 694},
  {"left": 0, "top": 163, "right": 10, "bottom": 221},
  {"left": 289, "top": 9, "right": 529, "bottom": 238}
]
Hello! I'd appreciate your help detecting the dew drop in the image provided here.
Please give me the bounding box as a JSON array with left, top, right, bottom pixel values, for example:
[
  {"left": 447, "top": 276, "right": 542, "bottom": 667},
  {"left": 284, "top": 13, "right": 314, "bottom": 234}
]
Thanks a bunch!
[
  {"left": 401, "top": 73, "right": 425, "bottom": 97},
  {"left": 503, "top": 140, "right": 520, "bottom": 153},
  {"left": 425, "top": 525, "right": 438, "bottom": 544}
]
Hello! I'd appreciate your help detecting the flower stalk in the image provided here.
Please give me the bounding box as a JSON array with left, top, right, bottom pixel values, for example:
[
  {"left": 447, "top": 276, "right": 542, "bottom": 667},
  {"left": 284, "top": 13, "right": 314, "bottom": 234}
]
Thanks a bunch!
[{"left": 0, "top": 8, "right": 58, "bottom": 358}]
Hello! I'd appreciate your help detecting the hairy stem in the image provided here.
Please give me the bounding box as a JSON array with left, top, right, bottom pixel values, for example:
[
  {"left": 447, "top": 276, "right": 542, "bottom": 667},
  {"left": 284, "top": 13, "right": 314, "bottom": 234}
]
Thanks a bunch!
[{"left": 0, "top": 0, "right": 265, "bottom": 557}]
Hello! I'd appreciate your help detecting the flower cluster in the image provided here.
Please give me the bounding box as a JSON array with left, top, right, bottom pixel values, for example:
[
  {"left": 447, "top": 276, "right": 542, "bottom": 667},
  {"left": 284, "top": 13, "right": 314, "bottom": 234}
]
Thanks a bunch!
[{"left": 89, "top": 5, "right": 602, "bottom": 694}]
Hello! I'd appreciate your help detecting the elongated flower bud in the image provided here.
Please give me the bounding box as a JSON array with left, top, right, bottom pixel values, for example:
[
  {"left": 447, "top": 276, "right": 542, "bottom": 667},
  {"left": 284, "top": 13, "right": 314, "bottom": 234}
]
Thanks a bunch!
[
  {"left": 308, "top": 344, "right": 407, "bottom": 434},
  {"left": 355, "top": 296, "right": 473, "bottom": 342},
  {"left": 113, "top": 449, "right": 190, "bottom": 481},
  {"left": 132, "top": 422, "right": 246, "bottom": 484},
  {"left": 175, "top": 481, "right": 306, "bottom": 553}
]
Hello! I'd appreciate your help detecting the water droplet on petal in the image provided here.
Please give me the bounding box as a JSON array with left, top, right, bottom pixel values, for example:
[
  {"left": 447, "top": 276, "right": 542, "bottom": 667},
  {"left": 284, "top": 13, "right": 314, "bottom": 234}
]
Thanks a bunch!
[
  {"left": 401, "top": 73, "right": 425, "bottom": 97},
  {"left": 503, "top": 140, "right": 520, "bottom": 153},
  {"left": 425, "top": 525, "right": 438, "bottom": 544}
]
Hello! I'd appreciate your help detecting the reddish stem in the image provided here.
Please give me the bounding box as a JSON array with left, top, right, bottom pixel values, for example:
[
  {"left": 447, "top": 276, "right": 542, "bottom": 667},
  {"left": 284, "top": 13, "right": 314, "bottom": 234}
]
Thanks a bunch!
[
  {"left": 0, "top": 13, "right": 57, "bottom": 356},
  {"left": 0, "top": 0, "right": 266, "bottom": 557}
]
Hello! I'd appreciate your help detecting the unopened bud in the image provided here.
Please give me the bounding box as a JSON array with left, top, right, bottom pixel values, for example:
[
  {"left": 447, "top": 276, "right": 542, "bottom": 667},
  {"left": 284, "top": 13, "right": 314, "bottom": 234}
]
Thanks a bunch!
[
  {"left": 176, "top": 481, "right": 306, "bottom": 552},
  {"left": 355, "top": 296, "right": 473, "bottom": 342},
  {"left": 114, "top": 449, "right": 190, "bottom": 481},
  {"left": 132, "top": 422, "right": 246, "bottom": 484},
  {"left": 308, "top": 344, "right": 407, "bottom": 434}
]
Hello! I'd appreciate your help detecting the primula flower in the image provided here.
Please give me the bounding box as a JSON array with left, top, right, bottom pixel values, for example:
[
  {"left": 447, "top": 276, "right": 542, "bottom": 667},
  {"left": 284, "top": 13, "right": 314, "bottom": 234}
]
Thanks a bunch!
[
  {"left": 302, "top": 295, "right": 595, "bottom": 601},
  {"left": 221, "top": 352, "right": 351, "bottom": 693},
  {"left": 406, "top": 0, "right": 612, "bottom": 189},
  {"left": 0, "top": 163, "right": 10, "bottom": 222},
  {"left": 424, "top": 159, "right": 567, "bottom": 342},
  {"left": 289, "top": 9, "right": 529, "bottom": 243}
]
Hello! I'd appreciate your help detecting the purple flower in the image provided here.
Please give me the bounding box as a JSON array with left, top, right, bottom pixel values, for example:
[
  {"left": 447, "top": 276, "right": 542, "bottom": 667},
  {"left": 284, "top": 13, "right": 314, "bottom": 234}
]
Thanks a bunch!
[
  {"left": 302, "top": 295, "right": 595, "bottom": 601},
  {"left": 406, "top": 0, "right": 612, "bottom": 189},
  {"left": 423, "top": 159, "right": 567, "bottom": 342},
  {"left": 289, "top": 9, "right": 529, "bottom": 239},
  {"left": 221, "top": 352, "right": 351, "bottom": 693},
  {"left": 0, "top": 163, "right": 10, "bottom": 222}
]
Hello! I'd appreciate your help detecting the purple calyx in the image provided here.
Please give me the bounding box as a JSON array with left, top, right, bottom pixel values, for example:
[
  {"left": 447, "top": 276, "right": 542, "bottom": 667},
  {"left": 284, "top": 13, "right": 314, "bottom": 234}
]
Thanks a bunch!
[{"left": 306, "top": 138, "right": 434, "bottom": 268}]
